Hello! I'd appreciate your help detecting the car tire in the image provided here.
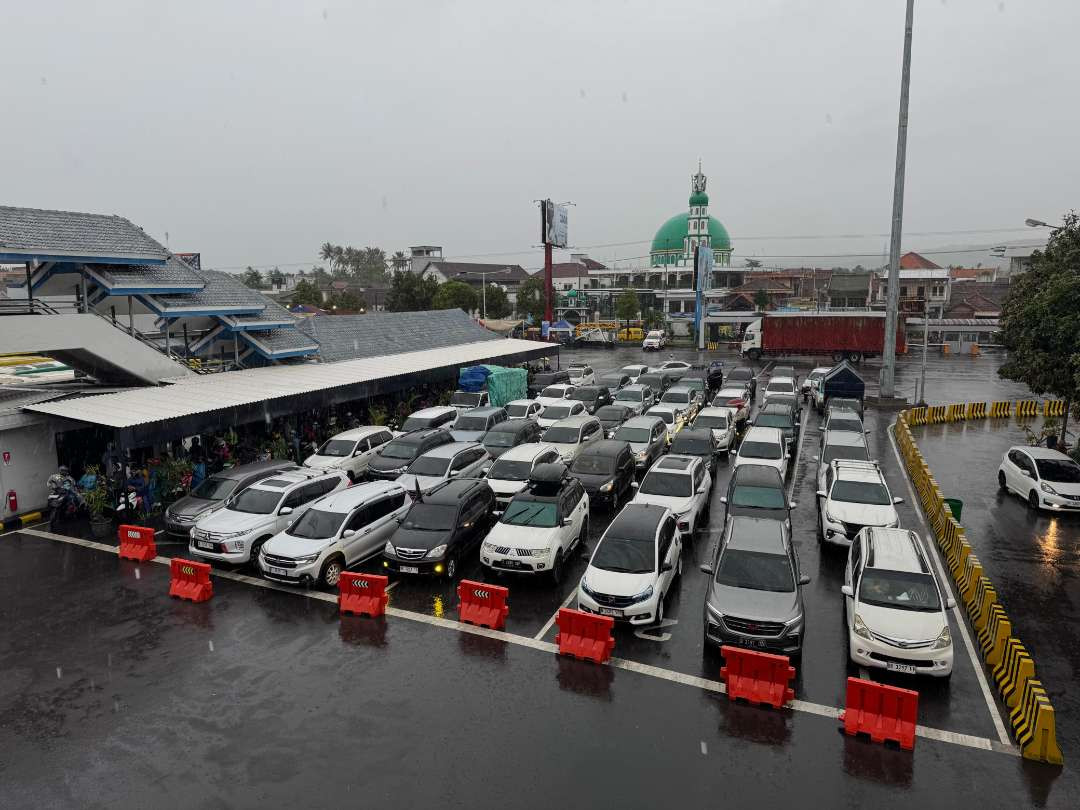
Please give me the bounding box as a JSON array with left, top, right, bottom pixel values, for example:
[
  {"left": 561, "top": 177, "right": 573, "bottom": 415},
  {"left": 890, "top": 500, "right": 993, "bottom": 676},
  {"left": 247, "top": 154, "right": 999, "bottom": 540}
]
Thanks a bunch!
[
  {"left": 445, "top": 555, "right": 458, "bottom": 580},
  {"left": 320, "top": 555, "right": 345, "bottom": 589},
  {"left": 551, "top": 549, "right": 565, "bottom": 584},
  {"left": 249, "top": 536, "right": 271, "bottom": 567},
  {"left": 577, "top": 517, "right": 590, "bottom": 556},
  {"left": 1028, "top": 490, "right": 1039, "bottom": 510},
  {"left": 816, "top": 512, "right": 824, "bottom": 543},
  {"left": 997, "top": 470, "right": 1007, "bottom": 492},
  {"left": 655, "top": 597, "right": 665, "bottom": 626}
]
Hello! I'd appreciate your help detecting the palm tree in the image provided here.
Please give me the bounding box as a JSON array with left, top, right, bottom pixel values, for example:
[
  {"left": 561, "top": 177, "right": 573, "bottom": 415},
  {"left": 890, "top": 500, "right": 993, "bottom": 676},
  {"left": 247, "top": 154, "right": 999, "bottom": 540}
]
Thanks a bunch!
[
  {"left": 319, "top": 243, "right": 337, "bottom": 275},
  {"left": 392, "top": 250, "right": 408, "bottom": 273}
]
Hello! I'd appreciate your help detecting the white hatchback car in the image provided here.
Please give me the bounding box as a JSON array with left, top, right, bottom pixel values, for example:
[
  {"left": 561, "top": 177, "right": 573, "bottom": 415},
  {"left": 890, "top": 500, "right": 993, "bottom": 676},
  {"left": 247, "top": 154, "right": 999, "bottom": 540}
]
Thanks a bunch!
[
  {"left": 843, "top": 527, "right": 955, "bottom": 678},
  {"left": 997, "top": 445, "right": 1080, "bottom": 511},
  {"left": 259, "top": 481, "right": 411, "bottom": 588},
  {"left": 505, "top": 399, "right": 543, "bottom": 421},
  {"left": 734, "top": 426, "right": 789, "bottom": 478},
  {"left": 537, "top": 384, "right": 577, "bottom": 411},
  {"left": 578, "top": 503, "right": 682, "bottom": 626},
  {"left": 645, "top": 404, "right": 685, "bottom": 444},
  {"left": 631, "top": 454, "right": 712, "bottom": 537},
  {"left": 567, "top": 364, "right": 595, "bottom": 386},
  {"left": 396, "top": 442, "right": 489, "bottom": 494},
  {"left": 620, "top": 364, "right": 649, "bottom": 384},
  {"left": 763, "top": 376, "right": 798, "bottom": 408},
  {"left": 190, "top": 467, "right": 350, "bottom": 565},
  {"left": 542, "top": 415, "right": 604, "bottom": 463},
  {"left": 303, "top": 426, "right": 394, "bottom": 481},
  {"left": 818, "top": 459, "right": 902, "bottom": 546},
  {"left": 712, "top": 386, "right": 752, "bottom": 425},
  {"left": 691, "top": 406, "right": 737, "bottom": 453},
  {"left": 537, "top": 400, "right": 587, "bottom": 429},
  {"left": 484, "top": 443, "right": 563, "bottom": 510}
]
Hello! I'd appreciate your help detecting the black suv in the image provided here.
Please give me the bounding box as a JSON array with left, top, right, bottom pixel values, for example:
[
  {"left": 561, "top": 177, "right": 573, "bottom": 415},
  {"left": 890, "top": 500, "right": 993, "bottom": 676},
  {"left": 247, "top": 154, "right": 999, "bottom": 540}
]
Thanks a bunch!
[
  {"left": 668, "top": 429, "right": 718, "bottom": 476},
  {"left": 595, "top": 403, "right": 635, "bottom": 438},
  {"left": 383, "top": 478, "right": 495, "bottom": 579},
  {"left": 726, "top": 367, "right": 756, "bottom": 400},
  {"left": 367, "top": 428, "right": 455, "bottom": 480},
  {"left": 529, "top": 370, "right": 570, "bottom": 398},
  {"left": 571, "top": 385, "right": 613, "bottom": 415},
  {"left": 481, "top": 419, "right": 544, "bottom": 459},
  {"left": 637, "top": 371, "right": 677, "bottom": 396},
  {"left": 753, "top": 403, "right": 800, "bottom": 451},
  {"left": 721, "top": 463, "right": 793, "bottom": 526},
  {"left": 569, "top": 439, "right": 636, "bottom": 506}
]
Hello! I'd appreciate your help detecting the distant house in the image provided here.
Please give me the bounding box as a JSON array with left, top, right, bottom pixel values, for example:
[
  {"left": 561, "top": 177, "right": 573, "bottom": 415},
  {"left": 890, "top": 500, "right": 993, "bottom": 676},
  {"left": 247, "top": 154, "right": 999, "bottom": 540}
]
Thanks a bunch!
[
  {"left": 827, "top": 272, "right": 872, "bottom": 309},
  {"left": 944, "top": 281, "right": 1011, "bottom": 318},
  {"left": 899, "top": 251, "right": 942, "bottom": 270},
  {"left": 949, "top": 266, "right": 996, "bottom": 283}
]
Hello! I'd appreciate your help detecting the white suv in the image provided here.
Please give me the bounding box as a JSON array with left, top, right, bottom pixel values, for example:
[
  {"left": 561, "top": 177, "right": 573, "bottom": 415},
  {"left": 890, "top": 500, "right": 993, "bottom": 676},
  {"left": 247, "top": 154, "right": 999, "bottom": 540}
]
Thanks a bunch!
[
  {"left": 817, "top": 459, "right": 902, "bottom": 546},
  {"left": 567, "top": 364, "right": 595, "bottom": 386},
  {"left": 631, "top": 455, "right": 712, "bottom": 537},
  {"left": 259, "top": 481, "right": 411, "bottom": 588},
  {"left": 397, "top": 442, "right": 489, "bottom": 493},
  {"left": 843, "top": 527, "right": 955, "bottom": 678},
  {"left": 303, "top": 426, "right": 394, "bottom": 481},
  {"left": 734, "top": 426, "right": 789, "bottom": 478},
  {"left": 484, "top": 443, "right": 563, "bottom": 510},
  {"left": 642, "top": 330, "right": 667, "bottom": 351},
  {"left": 190, "top": 467, "right": 350, "bottom": 564},
  {"left": 481, "top": 464, "right": 589, "bottom": 582},
  {"left": 542, "top": 415, "right": 604, "bottom": 463},
  {"left": 691, "top": 406, "right": 736, "bottom": 453}
]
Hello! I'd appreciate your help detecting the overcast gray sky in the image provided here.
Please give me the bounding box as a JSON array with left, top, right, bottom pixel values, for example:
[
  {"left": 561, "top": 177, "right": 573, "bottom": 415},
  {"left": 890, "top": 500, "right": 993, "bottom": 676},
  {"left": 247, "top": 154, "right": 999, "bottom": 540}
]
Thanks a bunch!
[{"left": 2, "top": 1, "right": 1076, "bottom": 271}]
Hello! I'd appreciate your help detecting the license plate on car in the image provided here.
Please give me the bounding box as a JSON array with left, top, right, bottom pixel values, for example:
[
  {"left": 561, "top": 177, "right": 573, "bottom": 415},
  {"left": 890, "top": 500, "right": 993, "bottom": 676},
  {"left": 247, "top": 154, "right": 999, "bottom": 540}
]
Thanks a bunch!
[
  {"left": 267, "top": 566, "right": 289, "bottom": 577},
  {"left": 739, "top": 638, "right": 767, "bottom": 648},
  {"left": 886, "top": 662, "right": 918, "bottom": 674},
  {"left": 196, "top": 541, "right": 214, "bottom": 551},
  {"left": 400, "top": 565, "right": 419, "bottom": 574},
  {"left": 598, "top": 608, "right": 622, "bottom": 617}
]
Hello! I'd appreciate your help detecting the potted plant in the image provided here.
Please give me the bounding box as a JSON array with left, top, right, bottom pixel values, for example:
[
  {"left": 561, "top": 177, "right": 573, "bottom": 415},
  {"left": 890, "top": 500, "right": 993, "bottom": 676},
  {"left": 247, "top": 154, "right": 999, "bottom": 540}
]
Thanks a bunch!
[{"left": 82, "top": 466, "right": 111, "bottom": 538}]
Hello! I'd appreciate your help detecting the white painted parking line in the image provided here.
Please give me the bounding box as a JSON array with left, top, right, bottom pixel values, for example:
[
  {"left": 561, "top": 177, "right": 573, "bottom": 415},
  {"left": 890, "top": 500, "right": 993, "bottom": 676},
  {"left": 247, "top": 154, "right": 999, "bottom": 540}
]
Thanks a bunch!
[
  {"left": 787, "top": 406, "right": 809, "bottom": 500},
  {"left": 887, "top": 424, "right": 1012, "bottom": 747},
  {"left": 1, "top": 520, "right": 49, "bottom": 537},
  {"left": 21, "top": 525, "right": 1018, "bottom": 757},
  {"left": 753, "top": 361, "right": 776, "bottom": 379},
  {"left": 534, "top": 588, "right": 578, "bottom": 640},
  {"left": 385, "top": 580, "right": 400, "bottom": 592}
]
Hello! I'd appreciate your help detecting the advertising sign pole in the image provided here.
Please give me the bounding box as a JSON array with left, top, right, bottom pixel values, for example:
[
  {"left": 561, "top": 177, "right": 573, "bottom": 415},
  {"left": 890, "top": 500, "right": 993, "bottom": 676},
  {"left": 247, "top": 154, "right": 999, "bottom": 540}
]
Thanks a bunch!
[{"left": 544, "top": 242, "right": 553, "bottom": 326}]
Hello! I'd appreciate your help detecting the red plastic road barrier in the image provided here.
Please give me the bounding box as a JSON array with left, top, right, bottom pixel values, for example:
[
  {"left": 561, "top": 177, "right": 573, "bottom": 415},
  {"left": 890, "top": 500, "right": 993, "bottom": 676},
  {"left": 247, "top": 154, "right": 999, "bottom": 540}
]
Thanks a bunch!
[
  {"left": 168, "top": 558, "right": 213, "bottom": 603},
  {"left": 457, "top": 579, "right": 509, "bottom": 630},
  {"left": 338, "top": 573, "right": 389, "bottom": 617},
  {"left": 719, "top": 645, "right": 795, "bottom": 709},
  {"left": 555, "top": 608, "right": 615, "bottom": 664},
  {"left": 117, "top": 524, "right": 157, "bottom": 562},
  {"left": 840, "top": 677, "right": 919, "bottom": 750}
]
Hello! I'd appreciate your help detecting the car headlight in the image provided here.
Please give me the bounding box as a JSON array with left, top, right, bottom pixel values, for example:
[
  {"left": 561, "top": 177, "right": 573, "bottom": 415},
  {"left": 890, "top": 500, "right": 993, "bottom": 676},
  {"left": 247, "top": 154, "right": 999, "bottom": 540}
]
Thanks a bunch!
[
  {"left": 383, "top": 540, "right": 395, "bottom": 555},
  {"left": 932, "top": 626, "right": 952, "bottom": 649},
  {"left": 706, "top": 603, "right": 724, "bottom": 621},
  {"left": 1040, "top": 482, "right": 1058, "bottom": 495},
  {"left": 629, "top": 585, "right": 655, "bottom": 604},
  {"left": 482, "top": 541, "right": 498, "bottom": 554},
  {"left": 222, "top": 539, "right": 247, "bottom": 552},
  {"left": 293, "top": 553, "right": 321, "bottom": 564},
  {"left": 785, "top": 613, "right": 804, "bottom": 631},
  {"left": 427, "top": 544, "right": 448, "bottom": 559},
  {"left": 825, "top": 510, "right": 839, "bottom": 524},
  {"left": 635, "top": 450, "right": 647, "bottom": 460},
  {"left": 580, "top": 579, "right": 596, "bottom": 598},
  {"left": 853, "top": 613, "right": 872, "bottom": 641},
  {"left": 599, "top": 480, "right": 614, "bottom": 493}
]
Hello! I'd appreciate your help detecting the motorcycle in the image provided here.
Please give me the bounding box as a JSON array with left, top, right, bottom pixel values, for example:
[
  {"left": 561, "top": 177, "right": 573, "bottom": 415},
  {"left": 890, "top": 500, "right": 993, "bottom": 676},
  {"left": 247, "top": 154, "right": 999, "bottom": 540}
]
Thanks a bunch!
[{"left": 46, "top": 471, "right": 85, "bottom": 530}]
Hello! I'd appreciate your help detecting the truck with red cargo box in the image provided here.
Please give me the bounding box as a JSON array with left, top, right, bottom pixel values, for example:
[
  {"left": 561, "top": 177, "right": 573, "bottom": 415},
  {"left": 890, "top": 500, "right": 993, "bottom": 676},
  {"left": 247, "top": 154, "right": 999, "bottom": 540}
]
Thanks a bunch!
[{"left": 740, "top": 312, "right": 905, "bottom": 363}]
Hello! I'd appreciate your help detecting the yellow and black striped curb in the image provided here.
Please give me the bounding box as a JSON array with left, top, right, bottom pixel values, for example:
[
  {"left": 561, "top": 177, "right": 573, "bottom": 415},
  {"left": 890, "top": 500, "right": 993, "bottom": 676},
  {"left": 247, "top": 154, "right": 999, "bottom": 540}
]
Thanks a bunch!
[
  {"left": 910, "top": 399, "right": 1065, "bottom": 423},
  {"left": 894, "top": 409, "right": 1064, "bottom": 765},
  {"left": 2, "top": 511, "right": 43, "bottom": 532}
]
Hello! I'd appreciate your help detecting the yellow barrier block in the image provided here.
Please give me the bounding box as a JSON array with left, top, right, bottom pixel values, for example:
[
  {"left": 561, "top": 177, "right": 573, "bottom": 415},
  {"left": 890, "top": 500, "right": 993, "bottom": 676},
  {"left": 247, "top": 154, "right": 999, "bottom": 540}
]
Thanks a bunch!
[
  {"left": 960, "top": 554, "right": 984, "bottom": 606},
  {"left": 1011, "top": 680, "right": 1064, "bottom": 765},
  {"left": 979, "top": 604, "right": 1011, "bottom": 667},
  {"left": 965, "top": 401, "right": 987, "bottom": 419},
  {"left": 994, "top": 638, "right": 1036, "bottom": 709},
  {"left": 968, "top": 576, "right": 997, "bottom": 631},
  {"left": 1016, "top": 399, "right": 1039, "bottom": 418},
  {"left": 1043, "top": 400, "right": 1065, "bottom": 417},
  {"left": 990, "top": 401, "right": 1011, "bottom": 418}
]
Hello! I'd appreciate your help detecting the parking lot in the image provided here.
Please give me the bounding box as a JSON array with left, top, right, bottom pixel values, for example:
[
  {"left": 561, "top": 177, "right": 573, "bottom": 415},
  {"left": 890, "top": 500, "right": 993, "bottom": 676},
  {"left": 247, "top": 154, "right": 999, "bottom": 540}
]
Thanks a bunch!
[{"left": 2, "top": 346, "right": 1076, "bottom": 807}]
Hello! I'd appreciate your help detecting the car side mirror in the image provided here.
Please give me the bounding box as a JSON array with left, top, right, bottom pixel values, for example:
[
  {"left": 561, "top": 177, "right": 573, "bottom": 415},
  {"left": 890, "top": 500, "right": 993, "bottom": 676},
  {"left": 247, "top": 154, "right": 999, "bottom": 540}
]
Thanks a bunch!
[
  {"left": 353, "top": 450, "right": 364, "bottom": 457},
  {"left": 342, "top": 529, "right": 356, "bottom": 538},
  {"left": 811, "top": 455, "right": 820, "bottom": 463},
  {"left": 798, "top": 574, "right": 811, "bottom": 585},
  {"left": 946, "top": 597, "right": 957, "bottom": 609},
  {"left": 841, "top": 584, "right": 854, "bottom": 597},
  {"left": 789, "top": 501, "right": 797, "bottom": 509},
  {"left": 816, "top": 490, "right": 827, "bottom": 498},
  {"left": 661, "top": 561, "right": 673, "bottom": 572},
  {"left": 561, "top": 517, "right": 572, "bottom": 527},
  {"left": 784, "top": 454, "right": 791, "bottom": 460},
  {"left": 1020, "top": 470, "right": 1032, "bottom": 478},
  {"left": 696, "top": 485, "right": 707, "bottom": 494},
  {"left": 699, "top": 563, "right": 714, "bottom": 575},
  {"left": 630, "top": 481, "right": 639, "bottom": 489},
  {"left": 449, "top": 469, "right": 460, "bottom": 477},
  {"left": 892, "top": 496, "right": 904, "bottom": 504},
  {"left": 719, "top": 495, "right": 728, "bottom": 504},
  {"left": 279, "top": 506, "right": 293, "bottom": 516}
]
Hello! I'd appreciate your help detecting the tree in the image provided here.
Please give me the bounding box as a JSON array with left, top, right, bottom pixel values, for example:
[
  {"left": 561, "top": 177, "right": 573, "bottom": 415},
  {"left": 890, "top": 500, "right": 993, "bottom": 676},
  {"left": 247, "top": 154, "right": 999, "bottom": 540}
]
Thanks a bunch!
[
  {"left": 291, "top": 279, "right": 323, "bottom": 307},
  {"left": 328, "top": 290, "right": 365, "bottom": 312},
  {"left": 268, "top": 268, "right": 286, "bottom": 289},
  {"left": 642, "top": 308, "right": 665, "bottom": 330},
  {"left": 319, "top": 242, "right": 339, "bottom": 275},
  {"left": 386, "top": 271, "right": 440, "bottom": 312},
  {"left": 515, "top": 276, "right": 545, "bottom": 323},
  {"left": 432, "top": 280, "right": 478, "bottom": 314},
  {"left": 241, "top": 267, "right": 264, "bottom": 289},
  {"left": 615, "top": 288, "right": 640, "bottom": 326},
  {"left": 392, "top": 251, "right": 409, "bottom": 272},
  {"left": 482, "top": 283, "right": 511, "bottom": 318},
  {"left": 998, "top": 212, "right": 1080, "bottom": 444},
  {"left": 753, "top": 288, "right": 769, "bottom": 311}
]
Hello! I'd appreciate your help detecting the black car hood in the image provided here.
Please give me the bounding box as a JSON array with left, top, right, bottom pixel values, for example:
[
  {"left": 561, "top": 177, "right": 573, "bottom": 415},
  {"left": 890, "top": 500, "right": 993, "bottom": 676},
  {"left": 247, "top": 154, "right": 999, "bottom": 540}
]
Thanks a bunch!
[
  {"left": 572, "top": 471, "right": 614, "bottom": 491},
  {"left": 390, "top": 526, "right": 453, "bottom": 551},
  {"left": 168, "top": 495, "right": 219, "bottom": 519},
  {"left": 486, "top": 445, "right": 512, "bottom": 459}
]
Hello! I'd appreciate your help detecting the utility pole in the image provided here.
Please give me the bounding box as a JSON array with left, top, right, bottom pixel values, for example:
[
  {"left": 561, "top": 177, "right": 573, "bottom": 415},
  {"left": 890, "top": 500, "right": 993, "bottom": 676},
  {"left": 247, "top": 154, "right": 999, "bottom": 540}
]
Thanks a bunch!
[
  {"left": 880, "top": 0, "right": 914, "bottom": 399},
  {"left": 918, "top": 295, "right": 929, "bottom": 405},
  {"left": 544, "top": 242, "right": 553, "bottom": 327}
]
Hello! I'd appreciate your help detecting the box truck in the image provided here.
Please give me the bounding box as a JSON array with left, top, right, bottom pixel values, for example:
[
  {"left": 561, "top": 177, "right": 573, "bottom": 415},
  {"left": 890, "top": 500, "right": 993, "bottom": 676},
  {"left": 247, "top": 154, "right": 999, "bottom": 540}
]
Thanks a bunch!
[{"left": 740, "top": 312, "right": 905, "bottom": 363}]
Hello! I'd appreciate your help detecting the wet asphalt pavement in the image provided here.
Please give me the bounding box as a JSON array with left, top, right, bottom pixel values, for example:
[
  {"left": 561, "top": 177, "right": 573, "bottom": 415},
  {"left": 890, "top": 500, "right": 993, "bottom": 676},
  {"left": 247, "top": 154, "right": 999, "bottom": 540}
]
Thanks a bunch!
[{"left": 1, "top": 344, "right": 1076, "bottom": 807}]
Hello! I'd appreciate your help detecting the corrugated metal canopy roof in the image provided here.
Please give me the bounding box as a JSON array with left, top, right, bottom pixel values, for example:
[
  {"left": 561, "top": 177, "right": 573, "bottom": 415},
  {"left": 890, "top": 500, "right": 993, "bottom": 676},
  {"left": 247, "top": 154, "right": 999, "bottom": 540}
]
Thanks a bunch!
[{"left": 24, "top": 338, "right": 553, "bottom": 429}]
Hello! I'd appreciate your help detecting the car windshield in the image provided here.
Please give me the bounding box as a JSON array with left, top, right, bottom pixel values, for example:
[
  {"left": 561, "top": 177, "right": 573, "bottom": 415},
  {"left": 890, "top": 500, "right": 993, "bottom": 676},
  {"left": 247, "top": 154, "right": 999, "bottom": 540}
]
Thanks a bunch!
[
  {"left": 572, "top": 455, "right": 615, "bottom": 474},
  {"left": 407, "top": 455, "right": 452, "bottom": 476},
  {"left": 402, "top": 504, "right": 456, "bottom": 531},
  {"left": 741, "top": 440, "right": 782, "bottom": 460},
  {"left": 639, "top": 472, "right": 692, "bottom": 497},
  {"left": 694, "top": 414, "right": 729, "bottom": 430},
  {"left": 541, "top": 386, "right": 566, "bottom": 398},
  {"left": 1035, "top": 459, "right": 1080, "bottom": 483},
  {"left": 859, "top": 569, "right": 941, "bottom": 611},
  {"left": 568, "top": 369, "right": 586, "bottom": 379},
  {"left": 767, "top": 382, "right": 793, "bottom": 393},
  {"left": 380, "top": 440, "right": 419, "bottom": 460},
  {"left": 621, "top": 367, "right": 643, "bottom": 376},
  {"left": 662, "top": 391, "right": 689, "bottom": 404},
  {"left": 483, "top": 432, "right": 519, "bottom": 448},
  {"left": 756, "top": 414, "right": 791, "bottom": 430},
  {"left": 229, "top": 488, "right": 281, "bottom": 514},
  {"left": 613, "top": 426, "right": 651, "bottom": 443},
  {"left": 287, "top": 508, "right": 347, "bottom": 539},
  {"left": 831, "top": 480, "right": 891, "bottom": 505},
  {"left": 451, "top": 392, "right": 483, "bottom": 407},
  {"left": 828, "top": 417, "right": 863, "bottom": 433},
  {"left": 595, "top": 407, "right": 627, "bottom": 422},
  {"left": 315, "top": 439, "right": 355, "bottom": 457},
  {"left": 682, "top": 379, "right": 705, "bottom": 391},
  {"left": 715, "top": 549, "right": 794, "bottom": 593},
  {"left": 501, "top": 500, "right": 559, "bottom": 528},
  {"left": 823, "top": 445, "right": 869, "bottom": 466},
  {"left": 456, "top": 415, "right": 491, "bottom": 431},
  {"left": 488, "top": 459, "right": 533, "bottom": 481},
  {"left": 728, "top": 370, "right": 751, "bottom": 382},
  {"left": 732, "top": 484, "right": 786, "bottom": 509},
  {"left": 505, "top": 403, "right": 532, "bottom": 418},
  {"left": 401, "top": 416, "right": 437, "bottom": 431},
  {"left": 615, "top": 390, "right": 643, "bottom": 403},
  {"left": 570, "top": 388, "right": 599, "bottom": 402},
  {"left": 714, "top": 396, "right": 743, "bottom": 408},
  {"left": 670, "top": 437, "right": 711, "bottom": 456},
  {"left": 591, "top": 536, "right": 655, "bottom": 574},
  {"left": 544, "top": 426, "right": 581, "bottom": 444},
  {"left": 191, "top": 476, "right": 238, "bottom": 500},
  {"left": 544, "top": 405, "right": 575, "bottom": 420}
]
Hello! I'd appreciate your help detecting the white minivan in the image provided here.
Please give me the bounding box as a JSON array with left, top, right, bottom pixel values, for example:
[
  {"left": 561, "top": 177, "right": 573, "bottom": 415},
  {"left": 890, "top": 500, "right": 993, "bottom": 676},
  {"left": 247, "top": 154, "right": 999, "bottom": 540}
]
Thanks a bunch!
[
  {"left": 259, "top": 481, "right": 411, "bottom": 588},
  {"left": 303, "top": 426, "right": 394, "bottom": 481}
]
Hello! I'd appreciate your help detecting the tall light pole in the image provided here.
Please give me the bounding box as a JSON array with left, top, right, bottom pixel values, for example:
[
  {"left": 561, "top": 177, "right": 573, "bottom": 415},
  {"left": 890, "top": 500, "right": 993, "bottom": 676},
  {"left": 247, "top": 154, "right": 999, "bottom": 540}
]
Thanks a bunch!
[
  {"left": 880, "top": 0, "right": 915, "bottom": 399},
  {"left": 457, "top": 268, "right": 507, "bottom": 320}
]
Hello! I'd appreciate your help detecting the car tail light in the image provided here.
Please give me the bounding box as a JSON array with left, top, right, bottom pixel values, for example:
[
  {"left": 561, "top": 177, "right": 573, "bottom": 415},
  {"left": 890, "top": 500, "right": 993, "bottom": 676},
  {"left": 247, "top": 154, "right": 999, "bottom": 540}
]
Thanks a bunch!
[{"left": 677, "top": 519, "right": 690, "bottom": 533}]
